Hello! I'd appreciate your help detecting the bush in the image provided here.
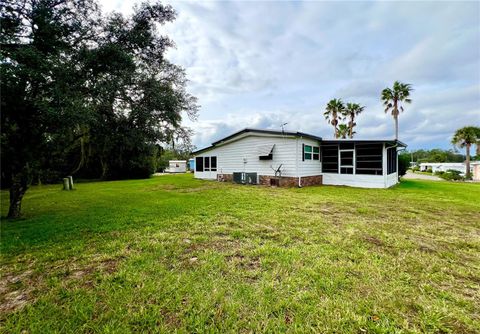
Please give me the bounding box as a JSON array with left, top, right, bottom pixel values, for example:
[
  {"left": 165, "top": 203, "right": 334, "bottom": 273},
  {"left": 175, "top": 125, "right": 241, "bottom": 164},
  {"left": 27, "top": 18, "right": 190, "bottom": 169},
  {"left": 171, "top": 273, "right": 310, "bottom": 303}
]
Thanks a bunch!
[
  {"left": 398, "top": 154, "right": 410, "bottom": 177},
  {"left": 412, "top": 166, "right": 420, "bottom": 172},
  {"left": 439, "top": 169, "right": 464, "bottom": 181},
  {"left": 426, "top": 168, "right": 433, "bottom": 173}
]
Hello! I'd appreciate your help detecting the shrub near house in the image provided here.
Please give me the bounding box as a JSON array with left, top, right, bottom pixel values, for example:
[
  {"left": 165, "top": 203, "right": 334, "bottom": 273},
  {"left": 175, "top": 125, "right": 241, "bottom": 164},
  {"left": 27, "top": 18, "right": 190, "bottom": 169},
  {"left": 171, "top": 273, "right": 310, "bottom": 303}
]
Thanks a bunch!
[{"left": 437, "top": 169, "right": 464, "bottom": 181}]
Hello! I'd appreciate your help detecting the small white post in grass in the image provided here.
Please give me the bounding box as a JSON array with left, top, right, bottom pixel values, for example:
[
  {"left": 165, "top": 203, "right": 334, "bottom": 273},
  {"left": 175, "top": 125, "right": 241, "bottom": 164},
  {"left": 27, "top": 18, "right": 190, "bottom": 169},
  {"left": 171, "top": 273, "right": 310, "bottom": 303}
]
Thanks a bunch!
[
  {"left": 63, "top": 178, "right": 71, "bottom": 190},
  {"left": 68, "top": 176, "right": 74, "bottom": 190}
]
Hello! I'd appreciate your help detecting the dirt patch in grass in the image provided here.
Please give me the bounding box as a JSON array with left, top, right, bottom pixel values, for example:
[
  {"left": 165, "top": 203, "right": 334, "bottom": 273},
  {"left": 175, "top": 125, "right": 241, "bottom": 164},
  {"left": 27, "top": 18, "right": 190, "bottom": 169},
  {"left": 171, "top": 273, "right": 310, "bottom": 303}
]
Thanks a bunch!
[
  {"left": 183, "top": 237, "right": 243, "bottom": 255},
  {"left": 0, "top": 256, "right": 123, "bottom": 314},
  {"left": 177, "top": 237, "right": 245, "bottom": 269},
  {"left": 176, "top": 184, "right": 222, "bottom": 193},
  {"left": 145, "top": 184, "right": 178, "bottom": 191},
  {"left": 147, "top": 183, "right": 221, "bottom": 193},
  {"left": 67, "top": 257, "right": 121, "bottom": 280},
  {"left": 0, "top": 269, "right": 34, "bottom": 313},
  {"left": 363, "top": 235, "right": 385, "bottom": 247},
  {"left": 160, "top": 308, "right": 182, "bottom": 328},
  {"left": 0, "top": 290, "right": 31, "bottom": 313},
  {"left": 225, "top": 253, "right": 261, "bottom": 270},
  {"left": 417, "top": 243, "right": 436, "bottom": 254}
]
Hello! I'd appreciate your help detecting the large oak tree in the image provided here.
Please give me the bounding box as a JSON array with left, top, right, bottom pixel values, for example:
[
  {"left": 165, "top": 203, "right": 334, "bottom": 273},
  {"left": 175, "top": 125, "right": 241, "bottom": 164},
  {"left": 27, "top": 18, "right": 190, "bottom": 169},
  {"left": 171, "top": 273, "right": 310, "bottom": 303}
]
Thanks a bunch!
[{"left": 1, "top": 0, "right": 198, "bottom": 218}]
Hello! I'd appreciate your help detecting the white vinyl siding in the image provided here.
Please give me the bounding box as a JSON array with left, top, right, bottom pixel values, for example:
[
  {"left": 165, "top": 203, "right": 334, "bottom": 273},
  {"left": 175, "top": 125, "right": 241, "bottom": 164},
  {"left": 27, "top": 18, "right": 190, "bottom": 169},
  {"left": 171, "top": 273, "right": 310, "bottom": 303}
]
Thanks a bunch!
[
  {"left": 322, "top": 174, "right": 388, "bottom": 188},
  {"left": 195, "top": 135, "right": 303, "bottom": 179},
  {"left": 299, "top": 138, "right": 322, "bottom": 177}
]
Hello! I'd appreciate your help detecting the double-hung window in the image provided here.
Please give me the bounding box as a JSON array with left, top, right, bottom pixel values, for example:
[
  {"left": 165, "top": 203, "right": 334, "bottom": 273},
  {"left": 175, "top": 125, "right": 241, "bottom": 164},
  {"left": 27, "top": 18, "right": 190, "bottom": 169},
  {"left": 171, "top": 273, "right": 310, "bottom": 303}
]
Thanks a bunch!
[
  {"left": 304, "top": 145, "right": 312, "bottom": 160},
  {"left": 304, "top": 145, "right": 320, "bottom": 161}
]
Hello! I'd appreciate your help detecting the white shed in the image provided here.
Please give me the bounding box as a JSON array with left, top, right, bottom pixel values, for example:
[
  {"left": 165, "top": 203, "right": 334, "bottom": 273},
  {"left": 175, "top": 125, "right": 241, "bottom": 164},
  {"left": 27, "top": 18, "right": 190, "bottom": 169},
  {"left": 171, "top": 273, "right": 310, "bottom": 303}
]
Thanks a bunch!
[{"left": 167, "top": 160, "right": 187, "bottom": 173}]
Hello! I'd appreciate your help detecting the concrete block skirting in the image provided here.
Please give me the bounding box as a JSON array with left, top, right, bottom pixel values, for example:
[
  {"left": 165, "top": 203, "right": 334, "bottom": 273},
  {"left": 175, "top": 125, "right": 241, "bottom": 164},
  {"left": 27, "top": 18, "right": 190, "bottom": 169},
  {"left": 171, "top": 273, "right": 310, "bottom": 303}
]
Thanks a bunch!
[
  {"left": 217, "top": 173, "right": 233, "bottom": 182},
  {"left": 217, "top": 174, "right": 322, "bottom": 187}
]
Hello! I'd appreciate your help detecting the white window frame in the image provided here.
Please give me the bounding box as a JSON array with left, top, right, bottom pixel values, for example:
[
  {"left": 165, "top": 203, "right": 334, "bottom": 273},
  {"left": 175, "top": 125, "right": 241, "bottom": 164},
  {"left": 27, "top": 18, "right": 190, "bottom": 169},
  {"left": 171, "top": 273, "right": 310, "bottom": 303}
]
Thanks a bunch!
[
  {"left": 204, "top": 156, "right": 210, "bottom": 172},
  {"left": 304, "top": 145, "right": 313, "bottom": 160},
  {"left": 339, "top": 149, "right": 355, "bottom": 175},
  {"left": 210, "top": 156, "right": 217, "bottom": 171},
  {"left": 304, "top": 145, "right": 320, "bottom": 161},
  {"left": 313, "top": 146, "right": 320, "bottom": 161},
  {"left": 203, "top": 156, "right": 217, "bottom": 172}
]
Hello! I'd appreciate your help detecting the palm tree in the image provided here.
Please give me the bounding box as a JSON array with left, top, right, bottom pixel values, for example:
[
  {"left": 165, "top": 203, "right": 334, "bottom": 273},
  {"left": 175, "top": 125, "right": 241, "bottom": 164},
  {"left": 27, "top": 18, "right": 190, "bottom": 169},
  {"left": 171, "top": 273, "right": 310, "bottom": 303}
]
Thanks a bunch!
[
  {"left": 324, "top": 99, "right": 345, "bottom": 138},
  {"left": 381, "top": 81, "right": 412, "bottom": 140},
  {"left": 337, "top": 124, "right": 349, "bottom": 139},
  {"left": 344, "top": 103, "right": 364, "bottom": 138},
  {"left": 451, "top": 126, "right": 480, "bottom": 179}
]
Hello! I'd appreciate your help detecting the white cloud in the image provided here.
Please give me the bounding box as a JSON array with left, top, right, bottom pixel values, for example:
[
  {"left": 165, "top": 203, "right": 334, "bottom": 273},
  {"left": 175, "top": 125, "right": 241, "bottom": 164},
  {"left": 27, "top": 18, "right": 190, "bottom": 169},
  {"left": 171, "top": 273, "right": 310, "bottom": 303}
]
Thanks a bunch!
[{"left": 103, "top": 0, "right": 480, "bottom": 150}]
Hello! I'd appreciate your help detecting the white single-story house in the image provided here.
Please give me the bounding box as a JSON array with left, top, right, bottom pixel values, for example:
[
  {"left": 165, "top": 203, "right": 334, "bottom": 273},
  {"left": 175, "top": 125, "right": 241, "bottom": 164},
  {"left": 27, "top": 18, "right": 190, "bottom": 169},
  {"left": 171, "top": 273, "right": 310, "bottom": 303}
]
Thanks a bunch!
[
  {"left": 419, "top": 162, "right": 470, "bottom": 175},
  {"left": 166, "top": 160, "right": 187, "bottom": 173},
  {"left": 192, "top": 128, "right": 406, "bottom": 188}
]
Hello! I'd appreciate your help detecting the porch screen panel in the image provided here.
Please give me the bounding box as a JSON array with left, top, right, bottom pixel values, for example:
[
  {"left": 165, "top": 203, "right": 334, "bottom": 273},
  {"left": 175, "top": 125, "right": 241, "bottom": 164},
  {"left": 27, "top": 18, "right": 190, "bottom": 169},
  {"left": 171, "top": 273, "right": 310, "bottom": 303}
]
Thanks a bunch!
[
  {"left": 355, "top": 144, "right": 383, "bottom": 175},
  {"left": 340, "top": 150, "right": 354, "bottom": 174},
  {"left": 195, "top": 157, "right": 204, "bottom": 172},
  {"left": 204, "top": 156, "right": 210, "bottom": 171},
  {"left": 387, "top": 148, "right": 397, "bottom": 174},
  {"left": 211, "top": 156, "right": 217, "bottom": 171},
  {"left": 322, "top": 144, "right": 339, "bottom": 173}
]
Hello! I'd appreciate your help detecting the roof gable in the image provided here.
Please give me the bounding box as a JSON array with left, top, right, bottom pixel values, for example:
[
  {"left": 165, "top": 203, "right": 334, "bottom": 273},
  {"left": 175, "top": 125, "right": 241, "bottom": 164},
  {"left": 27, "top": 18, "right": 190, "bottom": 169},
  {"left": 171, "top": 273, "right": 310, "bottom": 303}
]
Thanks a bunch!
[
  {"left": 192, "top": 128, "right": 407, "bottom": 155},
  {"left": 193, "top": 128, "right": 322, "bottom": 155}
]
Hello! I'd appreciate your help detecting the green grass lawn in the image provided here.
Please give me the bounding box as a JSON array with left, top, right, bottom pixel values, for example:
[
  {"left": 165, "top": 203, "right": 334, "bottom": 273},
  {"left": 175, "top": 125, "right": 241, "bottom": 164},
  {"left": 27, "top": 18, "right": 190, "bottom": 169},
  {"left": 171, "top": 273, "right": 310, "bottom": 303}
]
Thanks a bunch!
[{"left": 1, "top": 175, "right": 479, "bottom": 333}]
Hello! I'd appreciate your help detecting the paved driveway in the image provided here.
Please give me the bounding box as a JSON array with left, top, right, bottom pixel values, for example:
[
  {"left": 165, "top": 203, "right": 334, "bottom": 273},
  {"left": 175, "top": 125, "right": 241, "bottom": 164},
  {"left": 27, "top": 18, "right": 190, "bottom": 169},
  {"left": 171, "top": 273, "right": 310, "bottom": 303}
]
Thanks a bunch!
[{"left": 402, "top": 171, "right": 443, "bottom": 181}]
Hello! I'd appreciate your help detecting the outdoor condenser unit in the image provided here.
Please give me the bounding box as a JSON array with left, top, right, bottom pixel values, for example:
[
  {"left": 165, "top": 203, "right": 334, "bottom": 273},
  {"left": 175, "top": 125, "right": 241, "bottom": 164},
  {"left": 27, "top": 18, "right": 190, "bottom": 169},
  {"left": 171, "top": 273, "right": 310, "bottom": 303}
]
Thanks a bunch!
[
  {"left": 232, "top": 172, "right": 257, "bottom": 184},
  {"left": 233, "top": 172, "right": 245, "bottom": 184},
  {"left": 245, "top": 173, "right": 257, "bottom": 185}
]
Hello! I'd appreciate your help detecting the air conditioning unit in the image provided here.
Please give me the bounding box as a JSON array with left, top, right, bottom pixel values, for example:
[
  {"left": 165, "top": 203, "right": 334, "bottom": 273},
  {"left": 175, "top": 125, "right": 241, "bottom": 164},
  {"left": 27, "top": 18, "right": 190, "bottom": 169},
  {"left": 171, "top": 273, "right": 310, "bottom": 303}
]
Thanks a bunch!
[
  {"left": 232, "top": 172, "right": 257, "bottom": 184},
  {"left": 233, "top": 172, "right": 245, "bottom": 184},
  {"left": 245, "top": 173, "right": 257, "bottom": 185}
]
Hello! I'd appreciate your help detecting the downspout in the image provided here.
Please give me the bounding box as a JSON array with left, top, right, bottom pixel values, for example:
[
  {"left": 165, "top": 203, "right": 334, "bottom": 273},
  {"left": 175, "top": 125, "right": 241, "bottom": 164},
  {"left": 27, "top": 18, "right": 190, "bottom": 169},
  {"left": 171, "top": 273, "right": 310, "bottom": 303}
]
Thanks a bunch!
[
  {"left": 382, "top": 143, "right": 387, "bottom": 188},
  {"left": 298, "top": 136, "right": 302, "bottom": 188}
]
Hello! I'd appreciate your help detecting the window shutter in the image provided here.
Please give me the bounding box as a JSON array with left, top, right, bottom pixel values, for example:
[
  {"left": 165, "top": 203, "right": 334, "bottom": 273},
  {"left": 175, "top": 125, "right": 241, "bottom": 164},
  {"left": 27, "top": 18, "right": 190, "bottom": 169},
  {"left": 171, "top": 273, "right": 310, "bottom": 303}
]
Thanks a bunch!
[{"left": 302, "top": 143, "right": 305, "bottom": 161}]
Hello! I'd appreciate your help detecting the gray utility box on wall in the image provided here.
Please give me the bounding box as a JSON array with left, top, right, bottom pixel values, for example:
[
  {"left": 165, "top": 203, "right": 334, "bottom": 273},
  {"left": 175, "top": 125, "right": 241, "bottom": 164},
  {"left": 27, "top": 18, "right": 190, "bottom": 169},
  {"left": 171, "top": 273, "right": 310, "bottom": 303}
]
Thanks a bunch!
[{"left": 232, "top": 172, "right": 258, "bottom": 185}]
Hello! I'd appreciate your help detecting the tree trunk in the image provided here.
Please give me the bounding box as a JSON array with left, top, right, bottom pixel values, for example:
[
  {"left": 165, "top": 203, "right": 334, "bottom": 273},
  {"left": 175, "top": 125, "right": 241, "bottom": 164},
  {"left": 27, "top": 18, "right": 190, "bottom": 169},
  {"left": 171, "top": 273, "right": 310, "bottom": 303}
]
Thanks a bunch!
[
  {"left": 100, "top": 157, "right": 108, "bottom": 179},
  {"left": 394, "top": 115, "right": 399, "bottom": 140},
  {"left": 466, "top": 144, "right": 471, "bottom": 179},
  {"left": 333, "top": 113, "right": 337, "bottom": 139},
  {"left": 7, "top": 173, "right": 29, "bottom": 219},
  {"left": 393, "top": 100, "right": 399, "bottom": 140},
  {"left": 349, "top": 115, "right": 354, "bottom": 138}
]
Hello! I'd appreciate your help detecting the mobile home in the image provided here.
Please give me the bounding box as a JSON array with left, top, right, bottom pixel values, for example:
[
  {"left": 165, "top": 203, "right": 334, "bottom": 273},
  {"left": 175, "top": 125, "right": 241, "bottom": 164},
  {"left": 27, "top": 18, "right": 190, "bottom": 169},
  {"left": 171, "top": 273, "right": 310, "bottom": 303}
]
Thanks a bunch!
[{"left": 192, "top": 128, "right": 406, "bottom": 188}]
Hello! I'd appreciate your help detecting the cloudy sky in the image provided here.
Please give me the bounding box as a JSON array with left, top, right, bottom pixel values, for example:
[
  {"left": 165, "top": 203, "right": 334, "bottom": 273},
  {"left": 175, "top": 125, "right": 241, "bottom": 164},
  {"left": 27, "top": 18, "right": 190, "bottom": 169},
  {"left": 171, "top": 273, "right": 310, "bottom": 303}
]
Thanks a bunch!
[{"left": 102, "top": 0, "right": 480, "bottom": 150}]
